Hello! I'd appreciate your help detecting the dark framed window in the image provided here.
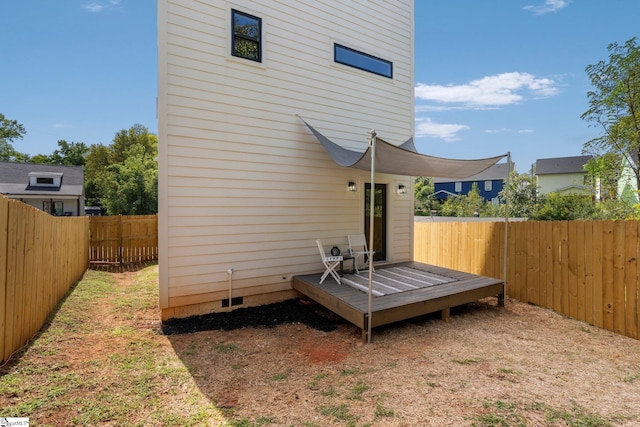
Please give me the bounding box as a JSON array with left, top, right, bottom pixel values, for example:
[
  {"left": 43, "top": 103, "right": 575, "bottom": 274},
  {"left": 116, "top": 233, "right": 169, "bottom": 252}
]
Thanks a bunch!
[
  {"left": 36, "top": 177, "right": 54, "bottom": 185},
  {"left": 43, "top": 201, "right": 63, "bottom": 215},
  {"left": 334, "top": 44, "right": 392, "bottom": 78},
  {"left": 232, "top": 9, "right": 261, "bottom": 62}
]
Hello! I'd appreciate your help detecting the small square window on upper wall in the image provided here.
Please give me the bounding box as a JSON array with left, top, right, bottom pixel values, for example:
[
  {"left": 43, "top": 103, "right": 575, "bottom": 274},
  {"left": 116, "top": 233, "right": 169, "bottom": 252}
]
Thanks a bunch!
[
  {"left": 334, "top": 44, "right": 392, "bottom": 78},
  {"left": 454, "top": 182, "right": 462, "bottom": 192},
  {"left": 484, "top": 180, "right": 492, "bottom": 191},
  {"left": 232, "top": 9, "right": 262, "bottom": 62}
]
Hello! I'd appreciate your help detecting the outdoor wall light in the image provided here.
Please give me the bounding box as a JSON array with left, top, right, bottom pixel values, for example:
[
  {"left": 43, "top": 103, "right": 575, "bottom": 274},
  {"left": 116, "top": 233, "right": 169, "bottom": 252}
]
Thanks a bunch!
[
  {"left": 348, "top": 181, "right": 357, "bottom": 192},
  {"left": 397, "top": 184, "right": 407, "bottom": 194}
]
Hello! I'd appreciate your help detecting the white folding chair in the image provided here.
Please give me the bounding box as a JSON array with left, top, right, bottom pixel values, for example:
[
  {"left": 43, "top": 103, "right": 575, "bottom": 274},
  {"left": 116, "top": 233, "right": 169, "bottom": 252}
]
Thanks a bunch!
[
  {"left": 348, "top": 234, "right": 375, "bottom": 274},
  {"left": 316, "top": 239, "right": 343, "bottom": 284}
]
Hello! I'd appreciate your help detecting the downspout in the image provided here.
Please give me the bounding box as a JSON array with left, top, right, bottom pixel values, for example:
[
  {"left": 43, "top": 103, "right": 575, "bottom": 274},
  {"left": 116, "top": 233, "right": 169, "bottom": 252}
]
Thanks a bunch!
[{"left": 227, "top": 268, "right": 234, "bottom": 311}]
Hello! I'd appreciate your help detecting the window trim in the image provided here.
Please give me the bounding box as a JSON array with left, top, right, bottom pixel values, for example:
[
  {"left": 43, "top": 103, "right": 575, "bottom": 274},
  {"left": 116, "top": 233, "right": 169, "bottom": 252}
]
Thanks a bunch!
[
  {"left": 334, "top": 43, "right": 393, "bottom": 78},
  {"left": 454, "top": 182, "right": 462, "bottom": 193},
  {"left": 231, "top": 9, "right": 262, "bottom": 63},
  {"left": 484, "top": 180, "right": 493, "bottom": 192}
]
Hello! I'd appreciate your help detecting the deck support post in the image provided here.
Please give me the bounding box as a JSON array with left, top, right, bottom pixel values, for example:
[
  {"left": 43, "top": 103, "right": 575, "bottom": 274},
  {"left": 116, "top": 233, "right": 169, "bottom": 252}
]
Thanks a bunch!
[
  {"left": 497, "top": 292, "right": 505, "bottom": 307},
  {"left": 441, "top": 307, "right": 450, "bottom": 322},
  {"left": 362, "top": 313, "right": 369, "bottom": 343}
]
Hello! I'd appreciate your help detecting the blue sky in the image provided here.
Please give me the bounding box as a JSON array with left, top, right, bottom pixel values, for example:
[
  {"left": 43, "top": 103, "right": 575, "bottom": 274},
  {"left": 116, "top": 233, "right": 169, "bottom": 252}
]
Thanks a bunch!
[
  {"left": 1, "top": 1, "right": 639, "bottom": 173},
  {"left": 0, "top": 1, "right": 157, "bottom": 157},
  {"left": 414, "top": 0, "right": 640, "bottom": 171}
]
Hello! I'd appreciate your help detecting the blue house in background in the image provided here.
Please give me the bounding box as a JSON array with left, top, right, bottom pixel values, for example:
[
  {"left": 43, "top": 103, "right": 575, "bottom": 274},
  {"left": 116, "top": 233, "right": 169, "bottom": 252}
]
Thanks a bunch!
[{"left": 432, "top": 163, "right": 513, "bottom": 203}]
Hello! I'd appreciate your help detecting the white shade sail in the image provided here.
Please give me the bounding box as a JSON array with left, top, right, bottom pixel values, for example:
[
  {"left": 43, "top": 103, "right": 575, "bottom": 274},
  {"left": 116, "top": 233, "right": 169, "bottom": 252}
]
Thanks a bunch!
[{"left": 300, "top": 117, "right": 507, "bottom": 178}]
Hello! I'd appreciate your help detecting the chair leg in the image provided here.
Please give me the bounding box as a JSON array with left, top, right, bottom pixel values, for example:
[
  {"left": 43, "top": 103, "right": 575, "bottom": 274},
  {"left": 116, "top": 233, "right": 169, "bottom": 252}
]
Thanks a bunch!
[
  {"left": 320, "top": 262, "right": 341, "bottom": 284},
  {"left": 329, "top": 267, "right": 341, "bottom": 284}
]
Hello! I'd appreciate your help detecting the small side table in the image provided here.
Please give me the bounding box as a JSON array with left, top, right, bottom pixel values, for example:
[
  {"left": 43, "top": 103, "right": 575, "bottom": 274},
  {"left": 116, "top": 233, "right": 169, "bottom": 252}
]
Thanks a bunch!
[{"left": 340, "top": 254, "right": 355, "bottom": 276}]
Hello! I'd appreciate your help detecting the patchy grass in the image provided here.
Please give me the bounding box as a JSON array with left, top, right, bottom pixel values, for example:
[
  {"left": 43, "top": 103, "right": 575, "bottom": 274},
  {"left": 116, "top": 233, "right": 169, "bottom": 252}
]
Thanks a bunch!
[
  {"left": 2, "top": 264, "right": 639, "bottom": 426},
  {"left": 473, "top": 400, "right": 616, "bottom": 427},
  {"left": 0, "top": 266, "right": 228, "bottom": 426}
]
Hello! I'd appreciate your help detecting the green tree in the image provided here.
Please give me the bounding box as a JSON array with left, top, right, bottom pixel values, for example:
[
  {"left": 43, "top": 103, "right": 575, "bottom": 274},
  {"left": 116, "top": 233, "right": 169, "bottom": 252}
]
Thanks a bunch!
[
  {"left": 414, "top": 176, "right": 434, "bottom": 215},
  {"left": 29, "top": 140, "right": 90, "bottom": 166},
  {"left": 86, "top": 124, "right": 158, "bottom": 214},
  {"left": 499, "top": 171, "right": 541, "bottom": 218},
  {"left": 583, "top": 152, "right": 621, "bottom": 200},
  {"left": 533, "top": 193, "right": 596, "bottom": 220},
  {"left": 98, "top": 144, "right": 158, "bottom": 215},
  {"left": 592, "top": 198, "right": 640, "bottom": 220},
  {"left": 0, "top": 113, "right": 28, "bottom": 161},
  {"left": 440, "top": 183, "right": 485, "bottom": 217},
  {"left": 50, "top": 140, "right": 89, "bottom": 165},
  {"left": 110, "top": 124, "right": 157, "bottom": 164},
  {"left": 581, "top": 37, "right": 640, "bottom": 190},
  {"left": 84, "top": 144, "right": 112, "bottom": 207}
]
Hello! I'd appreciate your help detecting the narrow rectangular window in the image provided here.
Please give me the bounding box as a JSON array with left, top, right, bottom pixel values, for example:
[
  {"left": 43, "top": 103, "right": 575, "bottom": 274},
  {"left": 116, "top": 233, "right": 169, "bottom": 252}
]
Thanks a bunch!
[
  {"left": 334, "top": 44, "right": 392, "bottom": 78},
  {"left": 454, "top": 182, "right": 462, "bottom": 192},
  {"left": 37, "top": 177, "right": 54, "bottom": 185},
  {"left": 232, "top": 9, "right": 261, "bottom": 62},
  {"left": 484, "top": 180, "right": 492, "bottom": 191}
]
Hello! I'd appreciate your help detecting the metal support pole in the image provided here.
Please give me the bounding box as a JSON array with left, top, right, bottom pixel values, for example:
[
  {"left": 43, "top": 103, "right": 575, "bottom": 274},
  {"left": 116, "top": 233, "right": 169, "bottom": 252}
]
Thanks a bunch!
[
  {"left": 500, "top": 152, "right": 511, "bottom": 307},
  {"left": 367, "top": 129, "right": 376, "bottom": 344}
]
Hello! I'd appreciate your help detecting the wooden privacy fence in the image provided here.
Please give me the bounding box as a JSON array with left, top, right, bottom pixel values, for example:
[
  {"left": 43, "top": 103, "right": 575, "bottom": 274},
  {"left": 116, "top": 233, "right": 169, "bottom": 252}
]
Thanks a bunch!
[
  {"left": 89, "top": 215, "right": 158, "bottom": 264},
  {"left": 1, "top": 196, "right": 89, "bottom": 364},
  {"left": 414, "top": 220, "right": 640, "bottom": 341}
]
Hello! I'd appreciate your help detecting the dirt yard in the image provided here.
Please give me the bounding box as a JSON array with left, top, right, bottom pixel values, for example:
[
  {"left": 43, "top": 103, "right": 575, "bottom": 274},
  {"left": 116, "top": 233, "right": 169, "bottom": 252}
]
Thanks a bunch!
[{"left": 2, "top": 265, "right": 640, "bottom": 426}]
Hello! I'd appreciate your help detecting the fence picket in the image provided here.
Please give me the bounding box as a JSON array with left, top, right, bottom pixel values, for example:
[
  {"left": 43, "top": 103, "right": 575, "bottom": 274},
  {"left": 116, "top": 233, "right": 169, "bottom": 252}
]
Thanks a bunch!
[
  {"left": 575, "top": 221, "right": 586, "bottom": 322},
  {"left": 613, "top": 221, "right": 626, "bottom": 336},
  {"left": 602, "top": 221, "right": 615, "bottom": 331},
  {"left": 624, "top": 221, "right": 638, "bottom": 339}
]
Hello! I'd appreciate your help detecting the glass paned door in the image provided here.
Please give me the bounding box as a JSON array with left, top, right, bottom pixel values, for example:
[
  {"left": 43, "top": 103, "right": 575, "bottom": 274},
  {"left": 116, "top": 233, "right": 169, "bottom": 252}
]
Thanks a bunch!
[{"left": 364, "top": 183, "right": 386, "bottom": 261}]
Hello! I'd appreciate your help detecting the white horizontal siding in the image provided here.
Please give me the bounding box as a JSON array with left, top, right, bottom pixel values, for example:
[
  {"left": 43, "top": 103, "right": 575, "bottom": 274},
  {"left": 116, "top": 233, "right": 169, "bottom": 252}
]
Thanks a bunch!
[{"left": 158, "top": 0, "right": 414, "bottom": 312}]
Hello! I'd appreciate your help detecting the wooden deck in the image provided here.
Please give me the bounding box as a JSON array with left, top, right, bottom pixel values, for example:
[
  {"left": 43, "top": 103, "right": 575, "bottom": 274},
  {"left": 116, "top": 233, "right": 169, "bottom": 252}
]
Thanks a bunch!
[{"left": 293, "top": 261, "right": 504, "bottom": 342}]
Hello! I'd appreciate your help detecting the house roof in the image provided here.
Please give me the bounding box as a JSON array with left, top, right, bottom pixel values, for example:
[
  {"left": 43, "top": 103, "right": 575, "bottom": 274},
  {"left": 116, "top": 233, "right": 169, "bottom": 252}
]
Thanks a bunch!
[
  {"left": 432, "top": 162, "right": 513, "bottom": 184},
  {"left": 535, "top": 155, "right": 592, "bottom": 175},
  {"left": 0, "top": 161, "right": 84, "bottom": 197}
]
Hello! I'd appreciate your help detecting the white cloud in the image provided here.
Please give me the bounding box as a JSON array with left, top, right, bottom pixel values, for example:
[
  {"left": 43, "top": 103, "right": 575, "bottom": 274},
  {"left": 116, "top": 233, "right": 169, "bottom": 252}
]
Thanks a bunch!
[
  {"left": 523, "top": 0, "right": 569, "bottom": 15},
  {"left": 484, "top": 128, "right": 512, "bottom": 134},
  {"left": 83, "top": 0, "right": 121, "bottom": 13},
  {"left": 415, "top": 118, "right": 469, "bottom": 141},
  {"left": 415, "top": 72, "right": 559, "bottom": 109},
  {"left": 484, "top": 127, "right": 535, "bottom": 134}
]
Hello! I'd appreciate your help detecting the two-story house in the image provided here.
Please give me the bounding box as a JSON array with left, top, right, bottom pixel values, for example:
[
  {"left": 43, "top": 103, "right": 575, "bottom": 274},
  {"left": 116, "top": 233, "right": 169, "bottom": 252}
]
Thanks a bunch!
[
  {"left": 432, "top": 162, "right": 513, "bottom": 203},
  {"left": 535, "top": 155, "right": 593, "bottom": 196}
]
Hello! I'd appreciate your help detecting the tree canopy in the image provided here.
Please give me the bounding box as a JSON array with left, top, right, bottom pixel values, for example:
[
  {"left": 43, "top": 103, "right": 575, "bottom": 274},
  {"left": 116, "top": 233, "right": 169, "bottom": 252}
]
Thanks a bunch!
[
  {"left": 85, "top": 124, "right": 158, "bottom": 215},
  {"left": 582, "top": 37, "right": 640, "bottom": 192},
  {"left": 0, "top": 113, "right": 27, "bottom": 162}
]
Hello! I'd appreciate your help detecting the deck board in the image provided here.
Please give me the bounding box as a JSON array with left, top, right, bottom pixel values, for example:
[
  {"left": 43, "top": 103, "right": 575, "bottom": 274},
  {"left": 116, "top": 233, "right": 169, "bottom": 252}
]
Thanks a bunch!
[{"left": 293, "top": 261, "right": 504, "bottom": 341}]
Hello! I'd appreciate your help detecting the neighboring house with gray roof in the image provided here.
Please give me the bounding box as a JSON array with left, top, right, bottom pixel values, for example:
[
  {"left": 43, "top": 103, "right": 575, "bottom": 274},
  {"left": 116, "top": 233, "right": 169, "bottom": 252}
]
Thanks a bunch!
[
  {"left": 432, "top": 162, "right": 513, "bottom": 203},
  {"left": 535, "top": 155, "right": 593, "bottom": 196},
  {"left": 0, "top": 161, "right": 85, "bottom": 216}
]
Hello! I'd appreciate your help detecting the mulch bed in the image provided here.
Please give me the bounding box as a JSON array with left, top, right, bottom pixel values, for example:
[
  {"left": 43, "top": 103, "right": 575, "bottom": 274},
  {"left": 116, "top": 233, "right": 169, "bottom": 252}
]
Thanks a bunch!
[{"left": 161, "top": 299, "right": 344, "bottom": 334}]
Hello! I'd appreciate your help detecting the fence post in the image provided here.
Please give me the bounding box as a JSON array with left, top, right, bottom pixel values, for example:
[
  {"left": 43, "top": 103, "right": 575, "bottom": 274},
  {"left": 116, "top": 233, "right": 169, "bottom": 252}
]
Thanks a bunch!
[
  {"left": 0, "top": 197, "right": 8, "bottom": 362},
  {"left": 118, "top": 215, "right": 123, "bottom": 265}
]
